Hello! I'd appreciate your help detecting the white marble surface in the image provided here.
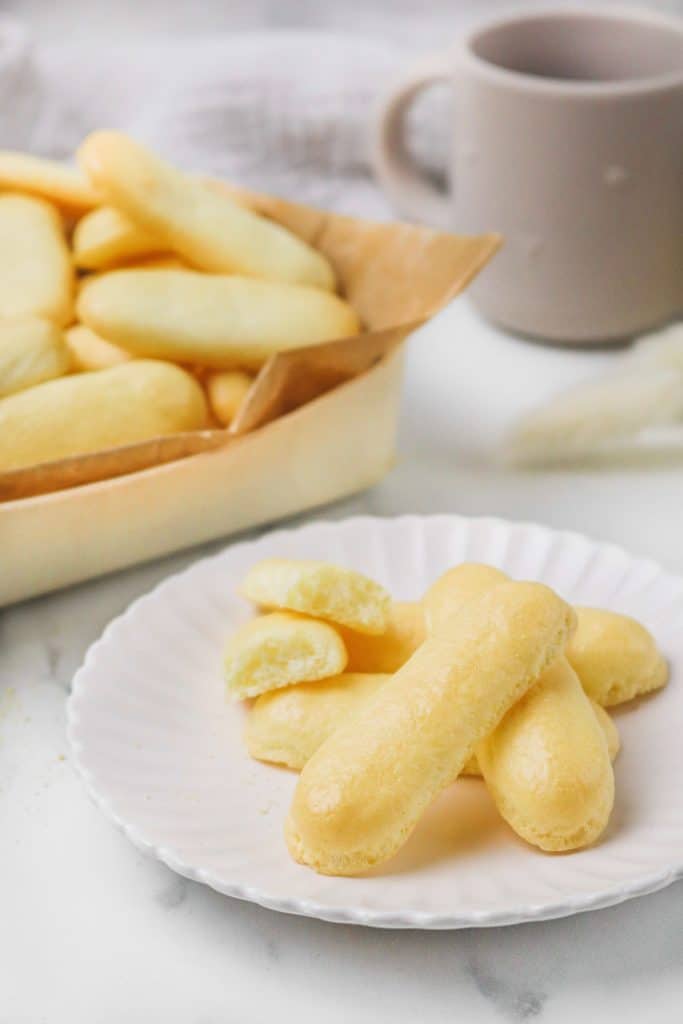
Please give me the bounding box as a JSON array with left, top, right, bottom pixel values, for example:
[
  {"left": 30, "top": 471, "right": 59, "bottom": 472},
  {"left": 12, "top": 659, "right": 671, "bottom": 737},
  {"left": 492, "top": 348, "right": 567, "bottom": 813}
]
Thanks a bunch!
[{"left": 2, "top": 298, "right": 683, "bottom": 1022}]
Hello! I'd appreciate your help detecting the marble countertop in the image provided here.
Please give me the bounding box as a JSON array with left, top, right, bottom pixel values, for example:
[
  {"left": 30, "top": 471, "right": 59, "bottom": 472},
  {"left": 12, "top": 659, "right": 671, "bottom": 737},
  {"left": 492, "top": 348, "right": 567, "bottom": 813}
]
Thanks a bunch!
[{"left": 3, "top": 299, "right": 682, "bottom": 1023}]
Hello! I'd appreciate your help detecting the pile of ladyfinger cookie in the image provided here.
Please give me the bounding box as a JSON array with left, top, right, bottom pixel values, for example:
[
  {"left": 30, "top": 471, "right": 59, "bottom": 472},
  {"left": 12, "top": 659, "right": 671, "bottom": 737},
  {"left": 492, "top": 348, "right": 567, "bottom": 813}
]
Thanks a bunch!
[
  {"left": 0, "top": 133, "right": 357, "bottom": 473},
  {"left": 224, "top": 559, "right": 668, "bottom": 876}
]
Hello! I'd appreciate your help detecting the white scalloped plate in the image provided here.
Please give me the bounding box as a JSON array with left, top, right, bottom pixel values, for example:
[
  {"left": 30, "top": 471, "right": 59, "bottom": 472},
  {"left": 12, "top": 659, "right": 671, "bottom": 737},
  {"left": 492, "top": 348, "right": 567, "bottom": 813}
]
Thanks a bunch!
[{"left": 68, "top": 516, "right": 683, "bottom": 929}]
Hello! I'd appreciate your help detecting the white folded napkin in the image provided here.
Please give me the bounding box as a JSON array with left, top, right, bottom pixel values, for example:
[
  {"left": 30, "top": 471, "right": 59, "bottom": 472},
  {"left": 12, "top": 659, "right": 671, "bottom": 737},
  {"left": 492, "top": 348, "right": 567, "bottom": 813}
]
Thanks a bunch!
[{"left": 0, "top": 16, "right": 42, "bottom": 150}]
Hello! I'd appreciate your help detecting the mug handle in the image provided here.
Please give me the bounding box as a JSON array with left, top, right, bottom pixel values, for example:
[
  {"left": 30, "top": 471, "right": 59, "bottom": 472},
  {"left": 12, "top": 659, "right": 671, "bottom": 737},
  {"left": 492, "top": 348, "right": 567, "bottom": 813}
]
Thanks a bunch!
[{"left": 372, "top": 53, "right": 453, "bottom": 227}]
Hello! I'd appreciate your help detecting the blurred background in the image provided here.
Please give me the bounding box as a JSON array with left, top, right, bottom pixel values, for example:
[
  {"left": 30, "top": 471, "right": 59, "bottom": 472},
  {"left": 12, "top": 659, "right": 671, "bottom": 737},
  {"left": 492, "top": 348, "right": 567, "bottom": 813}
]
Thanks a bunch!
[
  {"left": 1, "top": 0, "right": 683, "bottom": 499},
  {"left": 3, "top": 0, "right": 682, "bottom": 216},
  {"left": 6, "top": 0, "right": 683, "bottom": 45}
]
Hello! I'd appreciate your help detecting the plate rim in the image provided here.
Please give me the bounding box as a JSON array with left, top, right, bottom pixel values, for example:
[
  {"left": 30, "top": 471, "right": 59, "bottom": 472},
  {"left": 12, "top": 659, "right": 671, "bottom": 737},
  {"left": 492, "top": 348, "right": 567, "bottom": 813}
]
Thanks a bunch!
[{"left": 67, "top": 513, "right": 683, "bottom": 929}]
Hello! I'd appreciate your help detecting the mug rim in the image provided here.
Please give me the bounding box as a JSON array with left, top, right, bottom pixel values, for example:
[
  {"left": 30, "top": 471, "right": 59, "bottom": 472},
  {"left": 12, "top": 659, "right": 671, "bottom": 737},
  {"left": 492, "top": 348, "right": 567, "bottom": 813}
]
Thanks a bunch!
[{"left": 459, "top": 5, "right": 683, "bottom": 96}]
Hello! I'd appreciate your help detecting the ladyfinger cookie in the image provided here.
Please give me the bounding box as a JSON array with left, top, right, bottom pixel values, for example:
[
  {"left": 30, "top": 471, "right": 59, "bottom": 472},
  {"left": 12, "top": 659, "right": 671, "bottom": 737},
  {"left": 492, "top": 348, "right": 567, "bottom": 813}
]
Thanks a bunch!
[
  {"left": 426, "top": 564, "right": 614, "bottom": 850},
  {"left": 567, "top": 606, "right": 668, "bottom": 706},
  {"left": 0, "top": 359, "right": 207, "bottom": 471},
  {"left": 0, "top": 318, "right": 70, "bottom": 398},
  {"left": 286, "top": 581, "right": 574, "bottom": 875},
  {"left": 77, "top": 270, "right": 359, "bottom": 370},
  {"left": 242, "top": 559, "right": 391, "bottom": 635},
  {"left": 0, "top": 195, "right": 73, "bottom": 325},
  {"left": 224, "top": 612, "right": 347, "bottom": 701},
  {"left": 78, "top": 131, "right": 336, "bottom": 290}
]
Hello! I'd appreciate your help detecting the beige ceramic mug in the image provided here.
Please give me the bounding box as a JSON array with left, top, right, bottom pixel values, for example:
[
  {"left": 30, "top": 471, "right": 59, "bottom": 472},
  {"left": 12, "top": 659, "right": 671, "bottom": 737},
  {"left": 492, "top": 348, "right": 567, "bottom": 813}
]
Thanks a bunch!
[{"left": 373, "top": 7, "right": 683, "bottom": 343}]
